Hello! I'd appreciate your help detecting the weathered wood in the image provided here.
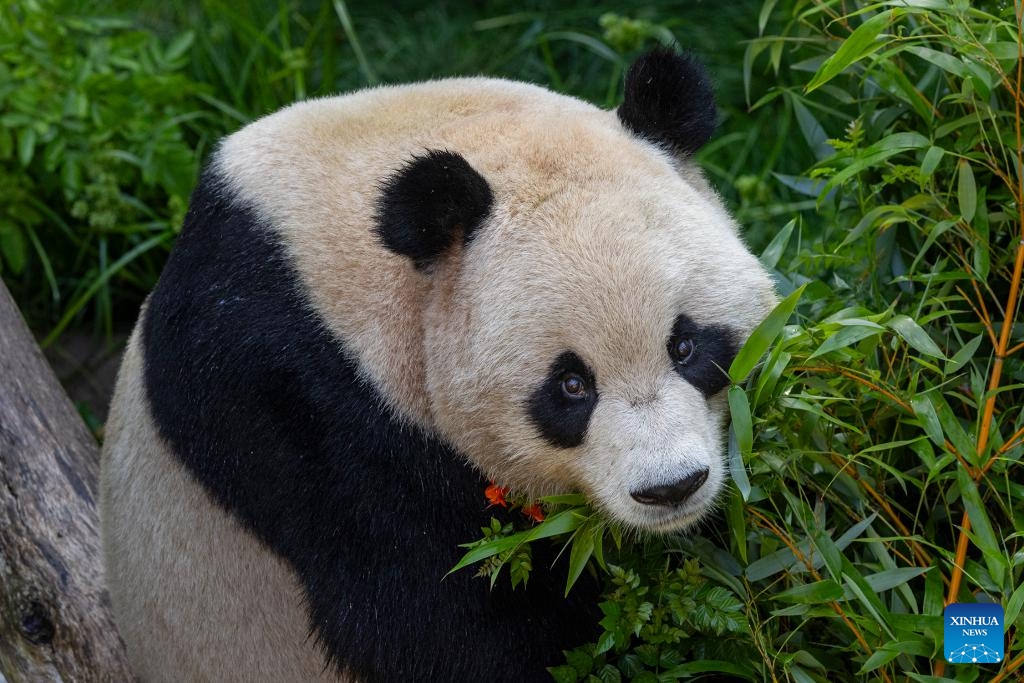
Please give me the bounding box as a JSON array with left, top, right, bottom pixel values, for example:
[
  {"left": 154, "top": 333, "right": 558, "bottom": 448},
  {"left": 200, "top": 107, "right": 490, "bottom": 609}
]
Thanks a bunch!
[{"left": 0, "top": 282, "right": 132, "bottom": 682}]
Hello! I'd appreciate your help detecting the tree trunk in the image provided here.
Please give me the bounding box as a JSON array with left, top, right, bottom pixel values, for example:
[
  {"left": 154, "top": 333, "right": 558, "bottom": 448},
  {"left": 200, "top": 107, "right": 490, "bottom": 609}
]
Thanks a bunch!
[{"left": 0, "top": 282, "right": 133, "bottom": 682}]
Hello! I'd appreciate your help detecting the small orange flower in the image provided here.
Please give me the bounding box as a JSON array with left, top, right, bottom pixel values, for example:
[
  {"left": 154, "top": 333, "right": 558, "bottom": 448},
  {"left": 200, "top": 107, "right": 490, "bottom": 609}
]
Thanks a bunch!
[
  {"left": 521, "top": 503, "right": 545, "bottom": 523},
  {"left": 484, "top": 482, "right": 510, "bottom": 508}
]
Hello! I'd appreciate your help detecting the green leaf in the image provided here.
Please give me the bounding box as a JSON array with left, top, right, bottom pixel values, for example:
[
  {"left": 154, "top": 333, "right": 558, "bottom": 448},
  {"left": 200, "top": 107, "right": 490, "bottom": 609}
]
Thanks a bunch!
[
  {"left": 858, "top": 567, "right": 931, "bottom": 595},
  {"left": 448, "top": 509, "right": 585, "bottom": 575},
  {"left": 910, "top": 395, "right": 944, "bottom": 447},
  {"left": 920, "top": 146, "right": 944, "bottom": 177},
  {"left": 824, "top": 132, "right": 930, "bottom": 191},
  {"left": 929, "top": 393, "right": 976, "bottom": 465},
  {"left": 661, "top": 660, "right": 757, "bottom": 680},
  {"left": 729, "top": 284, "right": 805, "bottom": 382},
  {"left": 887, "top": 314, "right": 946, "bottom": 359},
  {"left": 858, "top": 647, "right": 901, "bottom": 674},
  {"left": 727, "top": 424, "right": 751, "bottom": 502},
  {"left": 565, "top": 525, "right": 596, "bottom": 596},
  {"left": 726, "top": 484, "right": 748, "bottom": 564},
  {"left": 759, "top": 218, "right": 796, "bottom": 270},
  {"left": 805, "top": 11, "right": 895, "bottom": 93},
  {"left": 843, "top": 571, "right": 896, "bottom": 640},
  {"left": 17, "top": 127, "right": 36, "bottom": 166},
  {"left": 594, "top": 631, "right": 616, "bottom": 656},
  {"left": 946, "top": 335, "right": 983, "bottom": 375},
  {"left": 808, "top": 324, "right": 881, "bottom": 359},
  {"left": 906, "top": 46, "right": 968, "bottom": 79},
  {"left": 0, "top": 223, "right": 28, "bottom": 275},
  {"left": 1005, "top": 581, "right": 1024, "bottom": 628},
  {"left": 542, "top": 31, "right": 622, "bottom": 64},
  {"left": 727, "top": 385, "right": 753, "bottom": 485},
  {"left": 165, "top": 30, "right": 195, "bottom": 62},
  {"left": 957, "top": 468, "right": 1006, "bottom": 586},
  {"left": 791, "top": 96, "right": 833, "bottom": 160},
  {"left": 595, "top": 663, "right": 621, "bottom": 683},
  {"left": 957, "top": 160, "right": 977, "bottom": 222},
  {"left": 923, "top": 562, "right": 944, "bottom": 617},
  {"left": 565, "top": 649, "right": 593, "bottom": 675},
  {"left": 758, "top": 0, "right": 779, "bottom": 36},
  {"left": 788, "top": 664, "right": 817, "bottom": 683},
  {"left": 774, "top": 579, "right": 844, "bottom": 603},
  {"left": 548, "top": 664, "right": 579, "bottom": 683}
]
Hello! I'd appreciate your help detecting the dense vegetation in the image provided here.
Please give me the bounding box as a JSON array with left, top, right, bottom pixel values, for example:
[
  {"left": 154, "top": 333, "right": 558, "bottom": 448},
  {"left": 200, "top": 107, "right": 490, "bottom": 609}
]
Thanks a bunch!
[{"left": 2, "top": 0, "right": 1021, "bottom": 681}]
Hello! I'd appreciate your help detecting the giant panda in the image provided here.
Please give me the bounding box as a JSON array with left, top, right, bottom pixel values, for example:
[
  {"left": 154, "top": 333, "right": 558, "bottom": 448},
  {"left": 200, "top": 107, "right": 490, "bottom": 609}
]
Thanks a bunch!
[{"left": 100, "top": 48, "right": 777, "bottom": 682}]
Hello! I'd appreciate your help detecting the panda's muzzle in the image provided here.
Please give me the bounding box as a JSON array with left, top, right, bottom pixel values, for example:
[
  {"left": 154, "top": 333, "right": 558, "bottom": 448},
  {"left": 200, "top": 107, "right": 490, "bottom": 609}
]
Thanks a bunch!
[{"left": 630, "top": 468, "right": 709, "bottom": 507}]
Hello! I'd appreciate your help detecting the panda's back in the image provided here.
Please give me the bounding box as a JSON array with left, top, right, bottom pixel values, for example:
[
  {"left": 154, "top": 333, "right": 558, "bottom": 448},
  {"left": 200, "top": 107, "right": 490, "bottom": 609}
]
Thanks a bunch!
[{"left": 101, "top": 329, "right": 344, "bottom": 682}]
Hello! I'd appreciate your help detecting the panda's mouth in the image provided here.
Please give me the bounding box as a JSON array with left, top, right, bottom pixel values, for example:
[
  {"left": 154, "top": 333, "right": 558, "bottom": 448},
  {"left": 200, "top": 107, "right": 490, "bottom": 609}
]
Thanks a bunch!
[{"left": 638, "top": 503, "right": 713, "bottom": 533}]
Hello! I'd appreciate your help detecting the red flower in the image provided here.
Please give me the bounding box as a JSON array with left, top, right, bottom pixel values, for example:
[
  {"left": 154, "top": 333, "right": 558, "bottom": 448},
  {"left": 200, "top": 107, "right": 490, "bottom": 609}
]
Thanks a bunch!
[
  {"left": 484, "top": 482, "right": 510, "bottom": 508},
  {"left": 521, "top": 503, "right": 545, "bottom": 523}
]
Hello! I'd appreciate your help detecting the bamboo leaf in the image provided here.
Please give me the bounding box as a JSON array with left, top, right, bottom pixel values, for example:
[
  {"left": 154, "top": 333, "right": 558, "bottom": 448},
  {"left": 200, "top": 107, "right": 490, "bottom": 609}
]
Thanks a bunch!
[
  {"left": 858, "top": 648, "right": 901, "bottom": 674},
  {"left": 920, "top": 146, "right": 944, "bottom": 176},
  {"left": 565, "top": 525, "right": 596, "bottom": 596},
  {"left": 824, "top": 132, "right": 930, "bottom": 190},
  {"left": 727, "top": 423, "right": 751, "bottom": 502},
  {"left": 808, "top": 324, "right": 882, "bottom": 359},
  {"left": 791, "top": 96, "right": 834, "bottom": 160},
  {"left": 957, "top": 160, "right": 977, "bottom": 222},
  {"left": 729, "top": 285, "right": 805, "bottom": 382},
  {"left": 956, "top": 469, "right": 1007, "bottom": 586},
  {"left": 728, "top": 386, "right": 752, "bottom": 503},
  {"left": 775, "top": 579, "right": 844, "bottom": 603},
  {"left": 1005, "top": 581, "right": 1024, "bottom": 628},
  {"left": 806, "top": 11, "right": 895, "bottom": 93},
  {"left": 448, "top": 509, "right": 585, "bottom": 575},
  {"left": 888, "top": 314, "right": 946, "bottom": 359},
  {"left": 760, "top": 218, "right": 796, "bottom": 270}
]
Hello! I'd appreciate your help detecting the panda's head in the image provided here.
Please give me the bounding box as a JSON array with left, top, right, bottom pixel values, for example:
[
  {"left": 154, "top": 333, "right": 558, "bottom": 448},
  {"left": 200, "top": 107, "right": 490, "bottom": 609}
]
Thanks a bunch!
[{"left": 375, "top": 50, "right": 776, "bottom": 533}]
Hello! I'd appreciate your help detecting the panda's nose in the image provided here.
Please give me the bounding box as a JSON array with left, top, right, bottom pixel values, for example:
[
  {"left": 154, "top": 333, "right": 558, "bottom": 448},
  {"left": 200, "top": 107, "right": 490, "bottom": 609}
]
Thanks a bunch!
[{"left": 630, "top": 468, "right": 709, "bottom": 507}]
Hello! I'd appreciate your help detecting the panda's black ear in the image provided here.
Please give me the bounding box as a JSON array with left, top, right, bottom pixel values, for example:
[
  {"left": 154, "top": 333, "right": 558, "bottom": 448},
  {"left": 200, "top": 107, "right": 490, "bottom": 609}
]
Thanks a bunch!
[
  {"left": 375, "top": 149, "right": 493, "bottom": 268},
  {"left": 617, "top": 48, "right": 717, "bottom": 156}
]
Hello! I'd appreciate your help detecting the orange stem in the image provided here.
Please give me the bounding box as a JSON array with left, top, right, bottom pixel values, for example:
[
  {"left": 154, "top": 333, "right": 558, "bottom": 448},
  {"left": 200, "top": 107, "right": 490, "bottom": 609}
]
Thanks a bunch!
[
  {"left": 748, "top": 509, "right": 893, "bottom": 683},
  {"left": 936, "top": 0, "right": 1024, "bottom": 676},
  {"left": 989, "top": 649, "right": 1024, "bottom": 683},
  {"left": 829, "top": 454, "right": 935, "bottom": 570}
]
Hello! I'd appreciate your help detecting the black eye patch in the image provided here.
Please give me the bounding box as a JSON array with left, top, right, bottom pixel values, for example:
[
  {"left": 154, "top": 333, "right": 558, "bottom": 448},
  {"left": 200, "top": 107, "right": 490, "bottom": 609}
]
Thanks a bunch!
[
  {"left": 668, "top": 314, "right": 737, "bottom": 397},
  {"left": 527, "top": 351, "right": 598, "bottom": 449}
]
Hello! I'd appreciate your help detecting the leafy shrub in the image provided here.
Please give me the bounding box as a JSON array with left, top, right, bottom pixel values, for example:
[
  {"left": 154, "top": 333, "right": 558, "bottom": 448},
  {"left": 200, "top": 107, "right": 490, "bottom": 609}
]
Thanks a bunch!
[
  {"left": 456, "top": 1, "right": 1024, "bottom": 681},
  {"left": 0, "top": 1, "right": 219, "bottom": 341},
  {"left": 1, "top": 0, "right": 784, "bottom": 340}
]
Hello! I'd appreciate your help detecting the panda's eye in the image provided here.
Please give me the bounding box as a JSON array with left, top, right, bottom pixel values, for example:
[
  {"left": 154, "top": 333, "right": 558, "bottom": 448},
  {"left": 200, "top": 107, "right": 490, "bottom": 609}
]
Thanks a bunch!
[
  {"left": 560, "top": 373, "right": 588, "bottom": 399},
  {"left": 669, "top": 335, "right": 696, "bottom": 365}
]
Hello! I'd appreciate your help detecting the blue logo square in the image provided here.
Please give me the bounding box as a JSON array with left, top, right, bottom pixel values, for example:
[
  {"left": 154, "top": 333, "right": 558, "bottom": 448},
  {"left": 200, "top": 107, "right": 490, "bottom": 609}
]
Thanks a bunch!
[{"left": 944, "top": 602, "right": 1004, "bottom": 664}]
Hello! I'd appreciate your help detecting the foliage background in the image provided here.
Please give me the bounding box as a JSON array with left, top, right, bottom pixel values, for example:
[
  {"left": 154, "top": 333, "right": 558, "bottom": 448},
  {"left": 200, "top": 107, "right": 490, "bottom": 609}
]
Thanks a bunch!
[{"left": 2, "top": 0, "right": 1021, "bottom": 681}]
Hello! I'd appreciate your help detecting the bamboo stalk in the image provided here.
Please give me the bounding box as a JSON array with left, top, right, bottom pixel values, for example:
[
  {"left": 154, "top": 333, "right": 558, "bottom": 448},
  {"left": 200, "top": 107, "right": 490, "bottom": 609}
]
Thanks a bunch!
[{"left": 935, "top": 1, "right": 1024, "bottom": 678}]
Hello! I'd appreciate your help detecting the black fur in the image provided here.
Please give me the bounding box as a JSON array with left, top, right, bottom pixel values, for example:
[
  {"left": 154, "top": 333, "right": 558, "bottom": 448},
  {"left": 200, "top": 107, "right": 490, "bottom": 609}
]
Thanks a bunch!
[
  {"left": 142, "top": 169, "right": 596, "bottom": 682},
  {"left": 375, "top": 149, "right": 493, "bottom": 268},
  {"left": 617, "top": 48, "right": 717, "bottom": 155},
  {"left": 527, "top": 352, "right": 599, "bottom": 449},
  {"left": 667, "top": 314, "right": 736, "bottom": 397}
]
